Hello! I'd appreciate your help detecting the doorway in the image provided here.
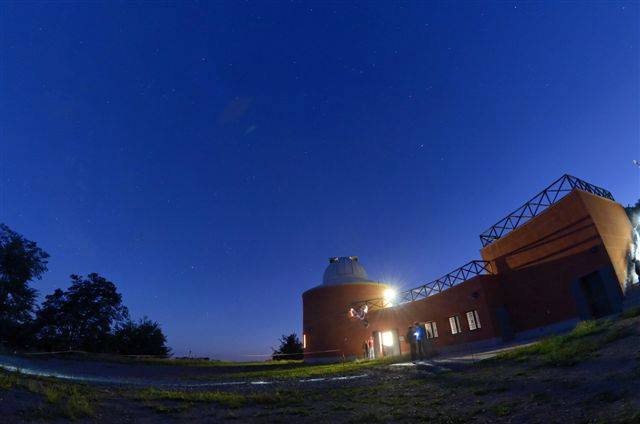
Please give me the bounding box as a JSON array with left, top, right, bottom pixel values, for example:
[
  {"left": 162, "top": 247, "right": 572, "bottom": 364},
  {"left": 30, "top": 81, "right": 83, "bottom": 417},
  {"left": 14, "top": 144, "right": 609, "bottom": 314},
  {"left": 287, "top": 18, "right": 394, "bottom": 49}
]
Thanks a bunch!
[
  {"left": 579, "top": 271, "right": 613, "bottom": 319},
  {"left": 373, "top": 329, "right": 400, "bottom": 358},
  {"left": 495, "top": 305, "right": 514, "bottom": 341}
]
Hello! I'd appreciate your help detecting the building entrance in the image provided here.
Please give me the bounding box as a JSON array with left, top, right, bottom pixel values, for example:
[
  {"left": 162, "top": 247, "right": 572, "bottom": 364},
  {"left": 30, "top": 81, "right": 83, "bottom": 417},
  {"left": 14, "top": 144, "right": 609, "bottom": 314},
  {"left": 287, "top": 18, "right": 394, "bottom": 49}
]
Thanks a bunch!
[
  {"left": 373, "top": 329, "right": 400, "bottom": 358},
  {"left": 579, "top": 271, "right": 613, "bottom": 319}
]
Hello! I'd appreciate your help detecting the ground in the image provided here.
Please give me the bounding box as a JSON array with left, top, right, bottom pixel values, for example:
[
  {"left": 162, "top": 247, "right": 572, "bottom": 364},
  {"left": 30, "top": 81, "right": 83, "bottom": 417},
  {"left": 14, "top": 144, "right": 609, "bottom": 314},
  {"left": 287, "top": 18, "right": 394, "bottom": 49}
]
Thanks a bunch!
[{"left": 1, "top": 310, "right": 639, "bottom": 423}]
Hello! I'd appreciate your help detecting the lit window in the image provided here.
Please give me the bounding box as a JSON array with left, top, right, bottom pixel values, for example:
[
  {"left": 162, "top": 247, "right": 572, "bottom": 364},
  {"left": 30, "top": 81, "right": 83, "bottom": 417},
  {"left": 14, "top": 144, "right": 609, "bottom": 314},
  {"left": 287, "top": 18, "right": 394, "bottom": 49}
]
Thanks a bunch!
[
  {"left": 449, "top": 316, "right": 462, "bottom": 334},
  {"left": 303, "top": 334, "right": 307, "bottom": 349},
  {"left": 466, "top": 310, "right": 481, "bottom": 330},
  {"left": 382, "top": 331, "right": 394, "bottom": 347},
  {"left": 424, "top": 321, "right": 438, "bottom": 339}
]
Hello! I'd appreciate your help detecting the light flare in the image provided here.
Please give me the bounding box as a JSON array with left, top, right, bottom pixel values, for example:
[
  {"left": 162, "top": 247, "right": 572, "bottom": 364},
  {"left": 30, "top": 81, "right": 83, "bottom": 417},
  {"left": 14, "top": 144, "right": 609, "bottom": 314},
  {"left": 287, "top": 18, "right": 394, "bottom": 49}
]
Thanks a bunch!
[
  {"left": 628, "top": 212, "right": 640, "bottom": 286},
  {"left": 383, "top": 288, "right": 398, "bottom": 307}
]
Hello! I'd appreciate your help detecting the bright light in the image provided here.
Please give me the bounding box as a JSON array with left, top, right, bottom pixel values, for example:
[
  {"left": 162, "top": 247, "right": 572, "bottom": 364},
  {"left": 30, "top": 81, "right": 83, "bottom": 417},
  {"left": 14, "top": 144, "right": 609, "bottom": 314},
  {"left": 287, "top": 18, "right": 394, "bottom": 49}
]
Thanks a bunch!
[
  {"left": 382, "top": 331, "right": 394, "bottom": 347},
  {"left": 629, "top": 212, "right": 640, "bottom": 285},
  {"left": 383, "top": 288, "right": 397, "bottom": 306}
]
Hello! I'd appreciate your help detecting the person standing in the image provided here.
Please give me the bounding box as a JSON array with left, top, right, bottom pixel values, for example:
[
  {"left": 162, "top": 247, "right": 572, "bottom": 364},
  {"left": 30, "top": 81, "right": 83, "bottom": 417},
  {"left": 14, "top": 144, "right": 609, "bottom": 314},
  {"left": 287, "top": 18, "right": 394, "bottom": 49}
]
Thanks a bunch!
[
  {"left": 362, "top": 340, "right": 369, "bottom": 360},
  {"left": 367, "top": 336, "right": 375, "bottom": 359},
  {"left": 406, "top": 325, "right": 417, "bottom": 361},
  {"left": 414, "top": 322, "right": 426, "bottom": 361}
]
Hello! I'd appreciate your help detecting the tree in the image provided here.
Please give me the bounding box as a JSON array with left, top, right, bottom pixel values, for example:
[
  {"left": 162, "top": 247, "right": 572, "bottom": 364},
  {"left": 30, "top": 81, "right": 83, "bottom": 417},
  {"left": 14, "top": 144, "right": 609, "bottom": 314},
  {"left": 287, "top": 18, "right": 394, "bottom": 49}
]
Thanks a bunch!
[
  {"left": 0, "top": 223, "right": 49, "bottom": 348},
  {"left": 113, "top": 317, "right": 170, "bottom": 357},
  {"left": 272, "top": 333, "right": 303, "bottom": 360},
  {"left": 36, "top": 273, "right": 128, "bottom": 352}
]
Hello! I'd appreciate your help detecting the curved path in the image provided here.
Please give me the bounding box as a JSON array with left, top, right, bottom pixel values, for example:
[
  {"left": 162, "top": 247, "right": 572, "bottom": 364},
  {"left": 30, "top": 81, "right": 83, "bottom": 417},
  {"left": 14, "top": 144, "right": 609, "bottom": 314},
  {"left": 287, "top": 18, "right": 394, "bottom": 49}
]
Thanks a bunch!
[
  {"left": 0, "top": 354, "right": 370, "bottom": 388},
  {"left": 0, "top": 342, "right": 532, "bottom": 388}
]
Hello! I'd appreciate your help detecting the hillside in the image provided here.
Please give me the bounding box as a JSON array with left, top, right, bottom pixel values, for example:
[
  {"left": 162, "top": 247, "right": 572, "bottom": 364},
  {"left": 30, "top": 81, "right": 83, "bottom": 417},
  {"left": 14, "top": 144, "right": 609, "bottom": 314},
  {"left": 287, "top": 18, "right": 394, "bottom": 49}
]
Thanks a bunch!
[{"left": 0, "top": 310, "right": 639, "bottom": 423}]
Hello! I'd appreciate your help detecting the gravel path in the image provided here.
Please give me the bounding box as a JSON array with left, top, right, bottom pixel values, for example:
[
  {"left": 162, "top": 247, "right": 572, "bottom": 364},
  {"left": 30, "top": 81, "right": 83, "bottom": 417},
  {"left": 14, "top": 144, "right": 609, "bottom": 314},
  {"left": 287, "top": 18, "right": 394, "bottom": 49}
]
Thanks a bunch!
[{"left": 0, "top": 341, "right": 534, "bottom": 388}]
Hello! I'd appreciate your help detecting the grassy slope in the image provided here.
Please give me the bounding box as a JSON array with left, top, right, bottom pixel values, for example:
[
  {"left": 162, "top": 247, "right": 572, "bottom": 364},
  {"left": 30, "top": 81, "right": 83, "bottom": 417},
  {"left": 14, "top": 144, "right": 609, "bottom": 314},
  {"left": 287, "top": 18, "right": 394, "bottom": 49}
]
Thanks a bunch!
[
  {"left": 0, "top": 372, "right": 95, "bottom": 420},
  {"left": 124, "top": 309, "right": 640, "bottom": 422},
  {"left": 1, "top": 309, "right": 639, "bottom": 422}
]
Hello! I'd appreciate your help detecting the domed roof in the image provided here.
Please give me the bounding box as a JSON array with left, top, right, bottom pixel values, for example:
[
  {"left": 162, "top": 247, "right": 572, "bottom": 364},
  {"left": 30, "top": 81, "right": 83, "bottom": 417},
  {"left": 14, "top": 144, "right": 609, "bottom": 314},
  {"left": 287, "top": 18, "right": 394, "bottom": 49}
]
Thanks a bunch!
[{"left": 322, "top": 256, "right": 372, "bottom": 285}]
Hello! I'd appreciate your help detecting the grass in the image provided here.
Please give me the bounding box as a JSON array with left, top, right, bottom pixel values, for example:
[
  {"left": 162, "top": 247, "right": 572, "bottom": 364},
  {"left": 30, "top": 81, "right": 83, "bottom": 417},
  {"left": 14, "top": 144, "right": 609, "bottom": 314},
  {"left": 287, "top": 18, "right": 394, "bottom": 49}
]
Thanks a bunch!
[
  {"left": 602, "top": 325, "right": 634, "bottom": 344},
  {"left": 0, "top": 371, "right": 96, "bottom": 420},
  {"left": 0, "top": 372, "right": 18, "bottom": 390},
  {"left": 495, "top": 320, "right": 608, "bottom": 366},
  {"left": 14, "top": 351, "right": 304, "bottom": 369},
  {"left": 143, "top": 401, "right": 192, "bottom": 414},
  {"left": 529, "top": 391, "right": 550, "bottom": 404},
  {"left": 134, "top": 387, "right": 302, "bottom": 410},
  {"left": 225, "top": 355, "right": 407, "bottom": 380},
  {"left": 473, "top": 386, "right": 509, "bottom": 396},
  {"left": 490, "top": 400, "right": 519, "bottom": 417},
  {"left": 43, "top": 384, "right": 64, "bottom": 404},
  {"left": 136, "top": 388, "right": 249, "bottom": 408},
  {"left": 63, "top": 386, "right": 95, "bottom": 420},
  {"left": 494, "top": 315, "right": 639, "bottom": 368},
  {"left": 0, "top": 314, "right": 636, "bottom": 422},
  {"left": 140, "top": 358, "right": 304, "bottom": 368},
  {"left": 591, "top": 390, "right": 624, "bottom": 404},
  {"left": 620, "top": 307, "right": 640, "bottom": 320}
]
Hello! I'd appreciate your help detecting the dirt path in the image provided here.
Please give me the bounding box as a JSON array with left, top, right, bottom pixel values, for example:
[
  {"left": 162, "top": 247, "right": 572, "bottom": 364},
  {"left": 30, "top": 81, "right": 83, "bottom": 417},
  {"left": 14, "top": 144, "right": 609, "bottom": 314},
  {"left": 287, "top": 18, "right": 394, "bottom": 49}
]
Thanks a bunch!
[{"left": 0, "top": 341, "right": 534, "bottom": 388}]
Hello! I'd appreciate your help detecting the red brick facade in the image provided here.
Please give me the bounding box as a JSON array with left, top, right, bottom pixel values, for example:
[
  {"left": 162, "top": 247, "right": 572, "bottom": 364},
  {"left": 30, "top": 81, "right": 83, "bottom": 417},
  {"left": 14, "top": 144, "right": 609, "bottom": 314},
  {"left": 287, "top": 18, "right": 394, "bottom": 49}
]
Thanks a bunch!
[{"left": 302, "top": 190, "right": 633, "bottom": 362}]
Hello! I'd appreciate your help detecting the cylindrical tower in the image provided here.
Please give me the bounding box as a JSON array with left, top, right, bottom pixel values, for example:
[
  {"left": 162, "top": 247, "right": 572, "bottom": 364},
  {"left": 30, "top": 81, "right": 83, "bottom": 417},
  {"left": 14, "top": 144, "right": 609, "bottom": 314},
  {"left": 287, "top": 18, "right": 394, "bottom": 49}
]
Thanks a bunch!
[{"left": 302, "top": 256, "right": 389, "bottom": 362}]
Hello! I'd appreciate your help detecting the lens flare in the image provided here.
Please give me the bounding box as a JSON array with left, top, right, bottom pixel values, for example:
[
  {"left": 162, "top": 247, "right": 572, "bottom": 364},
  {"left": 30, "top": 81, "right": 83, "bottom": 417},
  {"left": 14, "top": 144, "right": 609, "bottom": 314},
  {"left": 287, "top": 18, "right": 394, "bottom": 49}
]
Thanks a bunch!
[
  {"left": 628, "top": 212, "right": 640, "bottom": 286},
  {"left": 383, "top": 288, "right": 398, "bottom": 307}
]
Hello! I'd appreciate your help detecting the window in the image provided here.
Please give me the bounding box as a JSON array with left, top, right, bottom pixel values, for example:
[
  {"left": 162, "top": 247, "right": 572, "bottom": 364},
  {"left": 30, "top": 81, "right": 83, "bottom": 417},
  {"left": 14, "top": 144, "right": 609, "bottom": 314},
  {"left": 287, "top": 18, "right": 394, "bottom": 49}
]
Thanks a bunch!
[
  {"left": 466, "top": 310, "right": 481, "bottom": 330},
  {"left": 449, "top": 316, "right": 462, "bottom": 334},
  {"left": 424, "top": 321, "right": 438, "bottom": 339}
]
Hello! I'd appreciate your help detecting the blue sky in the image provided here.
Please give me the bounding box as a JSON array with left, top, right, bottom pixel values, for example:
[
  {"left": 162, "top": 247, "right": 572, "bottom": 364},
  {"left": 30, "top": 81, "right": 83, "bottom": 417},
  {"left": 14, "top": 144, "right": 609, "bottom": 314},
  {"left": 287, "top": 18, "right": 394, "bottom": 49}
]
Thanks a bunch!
[{"left": 1, "top": 1, "right": 638, "bottom": 359}]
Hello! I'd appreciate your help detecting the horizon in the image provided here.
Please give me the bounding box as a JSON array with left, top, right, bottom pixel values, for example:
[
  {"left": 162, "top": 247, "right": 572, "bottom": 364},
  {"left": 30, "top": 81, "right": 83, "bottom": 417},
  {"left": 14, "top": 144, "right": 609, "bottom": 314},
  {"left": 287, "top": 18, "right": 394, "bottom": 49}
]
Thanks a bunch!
[{"left": 1, "top": 2, "right": 638, "bottom": 360}]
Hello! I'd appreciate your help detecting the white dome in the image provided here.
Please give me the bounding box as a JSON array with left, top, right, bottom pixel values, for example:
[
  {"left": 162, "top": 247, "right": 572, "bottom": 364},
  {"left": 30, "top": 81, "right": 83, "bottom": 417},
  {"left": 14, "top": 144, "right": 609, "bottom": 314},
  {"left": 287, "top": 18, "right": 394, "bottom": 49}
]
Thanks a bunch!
[{"left": 322, "top": 256, "right": 372, "bottom": 285}]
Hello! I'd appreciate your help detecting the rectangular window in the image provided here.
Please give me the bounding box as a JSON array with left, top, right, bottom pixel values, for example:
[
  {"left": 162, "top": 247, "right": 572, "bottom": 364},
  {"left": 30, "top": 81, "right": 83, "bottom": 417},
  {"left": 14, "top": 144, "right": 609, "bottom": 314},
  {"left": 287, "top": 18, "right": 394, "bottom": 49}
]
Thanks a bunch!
[
  {"left": 424, "top": 321, "right": 438, "bottom": 339},
  {"left": 466, "top": 310, "right": 481, "bottom": 331},
  {"left": 303, "top": 334, "right": 307, "bottom": 349},
  {"left": 449, "top": 316, "right": 462, "bottom": 334}
]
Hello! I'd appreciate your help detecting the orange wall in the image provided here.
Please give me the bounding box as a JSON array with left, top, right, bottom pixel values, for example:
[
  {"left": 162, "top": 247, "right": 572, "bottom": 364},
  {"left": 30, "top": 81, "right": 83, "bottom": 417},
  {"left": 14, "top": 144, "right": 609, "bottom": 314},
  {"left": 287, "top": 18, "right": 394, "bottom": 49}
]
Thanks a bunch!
[
  {"left": 578, "top": 191, "right": 633, "bottom": 290},
  {"left": 303, "top": 275, "right": 504, "bottom": 360},
  {"left": 302, "top": 283, "right": 388, "bottom": 359},
  {"left": 302, "top": 189, "right": 634, "bottom": 361},
  {"left": 480, "top": 191, "right": 599, "bottom": 271},
  {"left": 366, "top": 275, "right": 502, "bottom": 354},
  {"left": 479, "top": 190, "right": 628, "bottom": 332}
]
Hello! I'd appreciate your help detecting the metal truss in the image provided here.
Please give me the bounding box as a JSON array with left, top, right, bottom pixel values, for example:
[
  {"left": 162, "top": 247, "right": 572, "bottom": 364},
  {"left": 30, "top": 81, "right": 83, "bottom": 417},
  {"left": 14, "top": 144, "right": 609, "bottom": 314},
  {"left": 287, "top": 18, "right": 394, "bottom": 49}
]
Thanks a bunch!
[
  {"left": 479, "top": 174, "right": 614, "bottom": 247},
  {"left": 351, "top": 260, "right": 493, "bottom": 313}
]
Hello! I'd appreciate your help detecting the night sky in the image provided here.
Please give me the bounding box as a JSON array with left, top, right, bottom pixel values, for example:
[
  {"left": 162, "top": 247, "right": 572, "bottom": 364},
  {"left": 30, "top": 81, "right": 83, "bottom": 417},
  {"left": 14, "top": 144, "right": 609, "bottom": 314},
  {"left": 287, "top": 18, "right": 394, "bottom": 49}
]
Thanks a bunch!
[{"left": 1, "top": 2, "right": 638, "bottom": 360}]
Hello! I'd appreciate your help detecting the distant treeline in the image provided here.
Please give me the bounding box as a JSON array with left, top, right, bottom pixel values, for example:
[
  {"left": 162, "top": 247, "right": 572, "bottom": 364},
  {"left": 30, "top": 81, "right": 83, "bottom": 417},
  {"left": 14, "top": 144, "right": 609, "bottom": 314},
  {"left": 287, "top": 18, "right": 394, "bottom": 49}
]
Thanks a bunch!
[{"left": 0, "top": 223, "right": 170, "bottom": 356}]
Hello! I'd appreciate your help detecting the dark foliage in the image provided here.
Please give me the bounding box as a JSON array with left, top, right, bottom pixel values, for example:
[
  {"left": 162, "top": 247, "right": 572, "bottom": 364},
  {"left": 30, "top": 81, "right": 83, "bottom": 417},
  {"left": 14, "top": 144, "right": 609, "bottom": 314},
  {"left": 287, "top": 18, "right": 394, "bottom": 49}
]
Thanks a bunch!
[
  {"left": 113, "top": 317, "right": 170, "bottom": 357},
  {"left": 36, "top": 273, "right": 129, "bottom": 352},
  {"left": 0, "top": 225, "right": 169, "bottom": 356},
  {"left": 272, "top": 333, "right": 303, "bottom": 360},
  {"left": 0, "top": 223, "right": 49, "bottom": 348}
]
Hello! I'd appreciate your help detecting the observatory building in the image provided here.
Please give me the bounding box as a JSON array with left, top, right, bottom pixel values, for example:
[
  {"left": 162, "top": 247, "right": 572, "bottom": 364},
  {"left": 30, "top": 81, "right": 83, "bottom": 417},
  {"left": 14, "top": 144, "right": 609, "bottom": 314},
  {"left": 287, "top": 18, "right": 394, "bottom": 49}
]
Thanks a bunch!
[{"left": 302, "top": 175, "right": 638, "bottom": 362}]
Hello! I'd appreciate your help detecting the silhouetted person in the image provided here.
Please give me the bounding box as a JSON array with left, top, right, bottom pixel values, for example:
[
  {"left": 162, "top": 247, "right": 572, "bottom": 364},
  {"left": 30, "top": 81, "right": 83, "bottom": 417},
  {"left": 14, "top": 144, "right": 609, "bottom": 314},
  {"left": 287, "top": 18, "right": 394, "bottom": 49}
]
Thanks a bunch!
[
  {"left": 362, "top": 340, "right": 369, "bottom": 359},
  {"left": 414, "top": 322, "right": 426, "bottom": 360},
  {"left": 406, "top": 325, "right": 417, "bottom": 361}
]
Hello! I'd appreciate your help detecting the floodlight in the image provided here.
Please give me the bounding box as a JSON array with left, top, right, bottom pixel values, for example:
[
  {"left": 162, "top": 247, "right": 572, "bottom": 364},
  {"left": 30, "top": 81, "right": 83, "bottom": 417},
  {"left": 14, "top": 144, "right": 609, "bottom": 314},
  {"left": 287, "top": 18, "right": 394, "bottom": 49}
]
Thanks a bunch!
[{"left": 383, "top": 288, "right": 398, "bottom": 306}]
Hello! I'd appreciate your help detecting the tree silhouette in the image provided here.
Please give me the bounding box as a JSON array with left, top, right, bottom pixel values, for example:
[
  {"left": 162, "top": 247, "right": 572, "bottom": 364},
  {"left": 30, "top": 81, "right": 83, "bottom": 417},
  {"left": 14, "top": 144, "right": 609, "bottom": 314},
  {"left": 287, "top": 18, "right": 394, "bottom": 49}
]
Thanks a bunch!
[
  {"left": 272, "top": 333, "right": 303, "bottom": 360},
  {"left": 0, "top": 223, "right": 49, "bottom": 348},
  {"left": 36, "top": 273, "right": 129, "bottom": 352},
  {"left": 113, "top": 317, "right": 170, "bottom": 356}
]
